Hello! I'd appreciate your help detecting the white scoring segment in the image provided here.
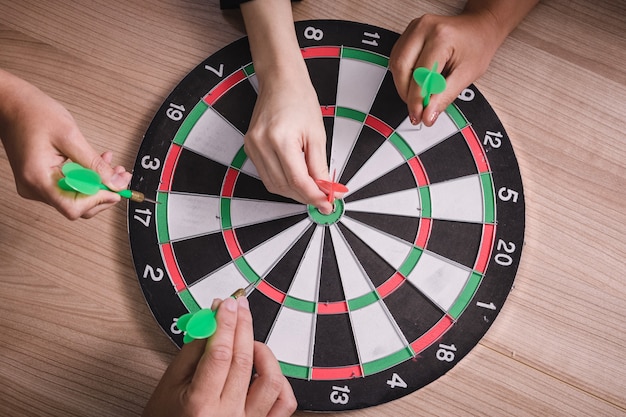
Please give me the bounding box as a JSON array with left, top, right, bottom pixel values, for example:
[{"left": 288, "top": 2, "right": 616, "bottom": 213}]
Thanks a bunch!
[
  {"left": 287, "top": 226, "right": 324, "bottom": 302},
  {"left": 230, "top": 199, "right": 306, "bottom": 229},
  {"left": 267, "top": 307, "right": 315, "bottom": 368},
  {"left": 405, "top": 251, "right": 472, "bottom": 312},
  {"left": 329, "top": 224, "right": 376, "bottom": 300},
  {"left": 329, "top": 116, "right": 363, "bottom": 178},
  {"left": 188, "top": 262, "right": 250, "bottom": 307},
  {"left": 395, "top": 112, "right": 459, "bottom": 156},
  {"left": 345, "top": 188, "right": 421, "bottom": 217},
  {"left": 247, "top": 73, "right": 259, "bottom": 93},
  {"left": 429, "top": 175, "right": 484, "bottom": 223},
  {"left": 344, "top": 140, "right": 406, "bottom": 197},
  {"left": 336, "top": 56, "right": 387, "bottom": 114},
  {"left": 339, "top": 216, "right": 414, "bottom": 271},
  {"left": 242, "top": 218, "right": 311, "bottom": 278},
  {"left": 350, "top": 300, "right": 407, "bottom": 363},
  {"left": 167, "top": 193, "right": 221, "bottom": 241},
  {"left": 182, "top": 106, "right": 244, "bottom": 166}
]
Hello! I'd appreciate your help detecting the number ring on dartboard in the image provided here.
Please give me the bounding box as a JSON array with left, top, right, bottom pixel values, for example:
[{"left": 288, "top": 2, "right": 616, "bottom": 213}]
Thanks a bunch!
[{"left": 128, "top": 20, "right": 525, "bottom": 411}]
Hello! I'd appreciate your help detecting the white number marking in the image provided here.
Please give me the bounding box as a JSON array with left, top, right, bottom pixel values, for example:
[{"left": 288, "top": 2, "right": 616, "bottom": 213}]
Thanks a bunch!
[
  {"left": 436, "top": 343, "right": 457, "bottom": 362},
  {"left": 166, "top": 103, "right": 185, "bottom": 121},
  {"left": 498, "top": 187, "right": 519, "bottom": 203},
  {"left": 134, "top": 208, "right": 152, "bottom": 227},
  {"left": 362, "top": 31, "right": 380, "bottom": 46},
  {"left": 476, "top": 301, "right": 497, "bottom": 310},
  {"left": 330, "top": 385, "right": 350, "bottom": 404},
  {"left": 483, "top": 130, "right": 503, "bottom": 148},
  {"left": 458, "top": 88, "right": 475, "bottom": 102},
  {"left": 141, "top": 155, "right": 161, "bottom": 171},
  {"left": 204, "top": 63, "right": 224, "bottom": 77},
  {"left": 143, "top": 264, "right": 164, "bottom": 282},
  {"left": 304, "top": 26, "right": 324, "bottom": 41},
  {"left": 386, "top": 373, "right": 407, "bottom": 389}
]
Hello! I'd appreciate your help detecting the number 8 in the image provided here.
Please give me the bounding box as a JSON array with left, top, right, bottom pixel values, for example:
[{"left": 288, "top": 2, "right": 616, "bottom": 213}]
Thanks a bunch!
[{"left": 304, "top": 26, "right": 324, "bottom": 41}]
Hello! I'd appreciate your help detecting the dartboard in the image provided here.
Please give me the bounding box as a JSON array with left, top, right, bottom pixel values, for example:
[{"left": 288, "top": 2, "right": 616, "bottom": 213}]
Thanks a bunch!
[{"left": 128, "top": 20, "right": 525, "bottom": 411}]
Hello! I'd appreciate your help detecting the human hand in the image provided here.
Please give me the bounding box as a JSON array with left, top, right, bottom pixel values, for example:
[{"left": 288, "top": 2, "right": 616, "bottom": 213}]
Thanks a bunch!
[
  {"left": 389, "top": 11, "right": 501, "bottom": 127},
  {"left": 0, "top": 70, "right": 131, "bottom": 219},
  {"left": 142, "top": 297, "right": 297, "bottom": 417},
  {"left": 245, "top": 75, "right": 332, "bottom": 214}
]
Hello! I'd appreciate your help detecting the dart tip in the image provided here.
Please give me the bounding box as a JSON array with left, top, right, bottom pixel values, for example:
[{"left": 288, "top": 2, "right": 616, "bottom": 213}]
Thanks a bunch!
[{"left": 230, "top": 281, "right": 256, "bottom": 299}]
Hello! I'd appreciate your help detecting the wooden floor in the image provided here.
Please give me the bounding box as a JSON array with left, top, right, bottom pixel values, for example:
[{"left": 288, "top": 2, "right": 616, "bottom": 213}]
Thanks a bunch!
[{"left": 0, "top": 1, "right": 624, "bottom": 416}]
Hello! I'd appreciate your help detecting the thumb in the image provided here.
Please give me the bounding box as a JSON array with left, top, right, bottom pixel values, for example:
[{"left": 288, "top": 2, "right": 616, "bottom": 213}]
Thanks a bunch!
[{"left": 70, "top": 145, "right": 130, "bottom": 191}]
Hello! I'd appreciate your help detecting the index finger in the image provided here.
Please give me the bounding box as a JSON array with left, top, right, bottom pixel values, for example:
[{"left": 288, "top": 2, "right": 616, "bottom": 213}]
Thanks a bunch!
[
  {"left": 187, "top": 297, "right": 239, "bottom": 398},
  {"left": 278, "top": 144, "right": 332, "bottom": 214},
  {"left": 389, "top": 18, "right": 426, "bottom": 103}
]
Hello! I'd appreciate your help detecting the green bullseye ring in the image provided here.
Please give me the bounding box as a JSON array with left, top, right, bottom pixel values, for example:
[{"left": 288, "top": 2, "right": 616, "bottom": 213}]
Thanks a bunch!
[{"left": 308, "top": 199, "right": 345, "bottom": 225}]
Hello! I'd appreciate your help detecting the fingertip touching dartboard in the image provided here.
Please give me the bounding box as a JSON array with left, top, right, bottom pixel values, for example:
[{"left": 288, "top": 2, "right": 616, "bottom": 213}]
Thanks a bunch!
[{"left": 128, "top": 20, "right": 525, "bottom": 411}]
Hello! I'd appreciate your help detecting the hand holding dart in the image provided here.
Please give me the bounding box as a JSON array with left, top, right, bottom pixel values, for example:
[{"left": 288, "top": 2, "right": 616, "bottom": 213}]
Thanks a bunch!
[{"left": 57, "top": 162, "right": 158, "bottom": 204}]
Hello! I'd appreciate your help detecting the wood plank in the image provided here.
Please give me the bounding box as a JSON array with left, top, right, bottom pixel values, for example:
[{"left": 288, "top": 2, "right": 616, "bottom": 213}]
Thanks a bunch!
[{"left": 0, "top": 0, "right": 625, "bottom": 416}]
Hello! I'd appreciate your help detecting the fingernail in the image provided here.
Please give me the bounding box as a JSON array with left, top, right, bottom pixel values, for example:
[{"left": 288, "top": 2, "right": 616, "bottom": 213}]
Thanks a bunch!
[
  {"left": 211, "top": 298, "right": 222, "bottom": 310},
  {"left": 223, "top": 297, "right": 237, "bottom": 312},
  {"left": 410, "top": 115, "right": 419, "bottom": 125},
  {"left": 319, "top": 204, "right": 332, "bottom": 215},
  {"left": 429, "top": 111, "right": 440, "bottom": 125},
  {"left": 237, "top": 296, "right": 250, "bottom": 310}
]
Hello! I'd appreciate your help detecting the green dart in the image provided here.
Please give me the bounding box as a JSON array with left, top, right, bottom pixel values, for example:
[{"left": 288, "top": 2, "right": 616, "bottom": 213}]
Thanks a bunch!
[
  {"left": 412, "top": 61, "right": 447, "bottom": 107},
  {"left": 58, "top": 162, "right": 158, "bottom": 204},
  {"left": 175, "top": 282, "right": 256, "bottom": 344}
]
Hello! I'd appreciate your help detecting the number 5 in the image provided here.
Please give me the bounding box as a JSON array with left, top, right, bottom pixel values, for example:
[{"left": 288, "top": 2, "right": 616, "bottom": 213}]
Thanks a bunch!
[{"left": 498, "top": 187, "right": 519, "bottom": 203}]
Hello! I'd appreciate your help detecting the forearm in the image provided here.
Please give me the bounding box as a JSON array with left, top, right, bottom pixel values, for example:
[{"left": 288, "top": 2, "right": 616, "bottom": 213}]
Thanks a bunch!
[
  {"left": 240, "top": 0, "right": 307, "bottom": 89},
  {"left": 0, "top": 69, "right": 26, "bottom": 139},
  {"left": 463, "top": 0, "right": 539, "bottom": 43}
]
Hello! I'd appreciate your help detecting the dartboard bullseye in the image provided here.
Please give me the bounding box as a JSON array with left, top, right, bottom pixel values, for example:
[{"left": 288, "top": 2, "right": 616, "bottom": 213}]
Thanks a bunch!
[{"left": 128, "top": 20, "right": 525, "bottom": 411}]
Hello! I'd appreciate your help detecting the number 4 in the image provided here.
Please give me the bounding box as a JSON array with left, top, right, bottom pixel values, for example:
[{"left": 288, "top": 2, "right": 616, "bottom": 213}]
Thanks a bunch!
[{"left": 386, "top": 373, "right": 407, "bottom": 389}]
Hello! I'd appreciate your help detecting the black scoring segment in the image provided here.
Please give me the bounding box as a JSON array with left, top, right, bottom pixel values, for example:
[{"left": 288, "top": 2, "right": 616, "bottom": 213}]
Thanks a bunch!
[
  {"left": 344, "top": 163, "right": 416, "bottom": 202},
  {"left": 426, "top": 220, "right": 483, "bottom": 268},
  {"left": 313, "top": 313, "right": 359, "bottom": 368},
  {"left": 369, "top": 71, "right": 409, "bottom": 128},
  {"left": 235, "top": 213, "right": 309, "bottom": 254},
  {"left": 337, "top": 222, "right": 395, "bottom": 287},
  {"left": 264, "top": 224, "right": 317, "bottom": 293},
  {"left": 383, "top": 281, "right": 444, "bottom": 343},
  {"left": 318, "top": 229, "right": 345, "bottom": 303},
  {"left": 306, "top": 58, "right": 340, "bottom": 106},
  {"left": 338, "top": 125, "right": 386, "bottom": 185},
  {"left": 171, "top": 149, "right": 228, "bottom": 195},
  {"left": 344, "top": 211, "right": 419, "bottom": 244},
  {"left": 171, "top": 232, "right": 231, "bottom": 285},
  {"left": 248, "top": 289, "right": 281, "bottom": 343},
  {"left": 211, "top": 78, "right": 257, "bottom": 134},
  {"left": 418, "top": 132, "right": 477, "bottom": 184},
  {"left": 234, "top": 172, "right": 298, "bottom": 203},
  {"left": 324, "top": 116, "right": 335, "bottom": 168}
]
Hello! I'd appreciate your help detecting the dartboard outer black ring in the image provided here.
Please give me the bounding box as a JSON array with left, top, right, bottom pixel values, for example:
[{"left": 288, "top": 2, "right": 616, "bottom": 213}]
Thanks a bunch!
[{"left": 128, "top": 20, "right": 525, "bottom": 412}]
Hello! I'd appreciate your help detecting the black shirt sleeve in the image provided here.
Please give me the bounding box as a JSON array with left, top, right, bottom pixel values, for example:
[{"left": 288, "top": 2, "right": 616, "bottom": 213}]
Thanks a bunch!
[{"left": 220, "top": 0, "right": 251, "bottom": 8}]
